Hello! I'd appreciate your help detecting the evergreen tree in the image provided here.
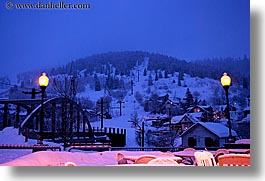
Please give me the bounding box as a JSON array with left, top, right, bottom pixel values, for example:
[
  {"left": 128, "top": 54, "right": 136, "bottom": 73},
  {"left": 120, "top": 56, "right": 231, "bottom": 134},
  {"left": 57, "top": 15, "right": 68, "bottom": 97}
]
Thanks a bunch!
[
  {"left": 200, "top": 100, "right": 207, "bottom": 106},
  {"left": 178, "top": 71, "right": 184, "bottom": 81},
  {"left": 155, "top": 71, "right": 158, "bottom": 81},
  {"left": 143, "top": 68, "right": 147, "bottom": 76},
  {"left": 178, "top": 79, "right": 181, "bottom": 86},
  {"left": 149, "top": 93, "right": 160, "bottom": 114},
  {"left": 94, "top": 74, "right": 101, "bottom": 91},
  {"left": 164, "top": 70, "right": 169, "bottom": 78},
  {"left": 184, "top": 88, "right": 194, "bottom": 109},
  {"left": 148, "top": 74, "right": 153, "bottom": 86},
  {"left": 159, "top": 71, "right": 163, "bottom": 78}
]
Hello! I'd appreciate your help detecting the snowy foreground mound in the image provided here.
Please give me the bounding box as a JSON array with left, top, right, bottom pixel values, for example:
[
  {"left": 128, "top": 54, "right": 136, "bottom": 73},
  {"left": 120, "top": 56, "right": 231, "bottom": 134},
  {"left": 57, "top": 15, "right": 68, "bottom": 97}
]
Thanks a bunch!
[{"left": 0, "top": 150, "right": 167, "bottom": 166}]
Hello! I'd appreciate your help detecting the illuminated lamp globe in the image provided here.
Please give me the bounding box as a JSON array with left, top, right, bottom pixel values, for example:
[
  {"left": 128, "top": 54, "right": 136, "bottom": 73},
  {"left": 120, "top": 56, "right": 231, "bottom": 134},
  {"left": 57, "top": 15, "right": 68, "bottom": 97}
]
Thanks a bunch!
[
  {"left": 39, "top": 72, "right": 49, "bottom": 87},
  {"left": 220, "top": 72, "right": 231, "bottom": 87}
]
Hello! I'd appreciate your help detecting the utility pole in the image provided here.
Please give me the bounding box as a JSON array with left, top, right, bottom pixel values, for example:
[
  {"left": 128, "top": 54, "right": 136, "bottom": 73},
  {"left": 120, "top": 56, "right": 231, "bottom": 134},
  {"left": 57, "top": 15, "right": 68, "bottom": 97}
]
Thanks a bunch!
[
  {"left": 22, "top": 88, "right": 41, "bottom": 99},
  {"left": 97, "top": 97, "right": 109, "bottom": 129},
  {"left": 100, "top": 97, "right": 104, "bottom": 129},
  {"left": 117, "top": 100, "right": 125, "bottom": 116}
]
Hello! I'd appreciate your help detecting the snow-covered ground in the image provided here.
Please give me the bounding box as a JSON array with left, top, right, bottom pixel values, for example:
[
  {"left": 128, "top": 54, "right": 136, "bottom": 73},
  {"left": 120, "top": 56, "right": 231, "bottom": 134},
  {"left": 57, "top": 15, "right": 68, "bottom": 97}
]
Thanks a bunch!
[{"left": 0, "top": 127, "right": 171, "bottom": 166}]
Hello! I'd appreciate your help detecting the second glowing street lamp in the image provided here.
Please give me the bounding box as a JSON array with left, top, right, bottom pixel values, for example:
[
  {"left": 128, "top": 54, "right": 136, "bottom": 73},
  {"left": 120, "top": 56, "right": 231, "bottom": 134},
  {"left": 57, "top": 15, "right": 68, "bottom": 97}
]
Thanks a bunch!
[
  {"left": 220, "top": 72, "right": 233, "bottom": 143},
  {"left": 38, "top": 72, "right": 49, "bottom": 142}
]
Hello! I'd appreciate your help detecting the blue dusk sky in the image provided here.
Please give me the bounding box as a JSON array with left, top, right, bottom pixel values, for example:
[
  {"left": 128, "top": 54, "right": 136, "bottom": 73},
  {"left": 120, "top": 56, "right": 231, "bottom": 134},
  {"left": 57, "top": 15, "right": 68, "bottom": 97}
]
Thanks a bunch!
[{"left": 0, "top": 0, "right": 250, "bottom": 82}]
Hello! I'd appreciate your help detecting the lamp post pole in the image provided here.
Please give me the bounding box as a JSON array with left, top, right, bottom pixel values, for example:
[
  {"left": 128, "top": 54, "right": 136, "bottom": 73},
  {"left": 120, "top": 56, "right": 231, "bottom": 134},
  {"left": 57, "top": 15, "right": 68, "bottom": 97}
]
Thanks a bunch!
[
  {"left": 224, "top": 86, "right": 232, "bottom": 142},
  {"left": 141, "top": 121, "right": 144, "bottom": 151},
  {"left": 221, "top": 72, "right": 233, "bottom": 143},
  {"left": 38, "top": 72, "right": 49, "bottom": 143},
  {"left": 39, "top": 86, "right": 46, "bottom": 142}
]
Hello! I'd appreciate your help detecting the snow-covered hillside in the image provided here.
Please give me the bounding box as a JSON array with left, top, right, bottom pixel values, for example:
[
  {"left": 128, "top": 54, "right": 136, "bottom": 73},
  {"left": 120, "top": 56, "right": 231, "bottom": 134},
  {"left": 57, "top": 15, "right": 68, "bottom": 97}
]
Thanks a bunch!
[{"left": 73, "top": 59, "right": 243, "bottom": 147}]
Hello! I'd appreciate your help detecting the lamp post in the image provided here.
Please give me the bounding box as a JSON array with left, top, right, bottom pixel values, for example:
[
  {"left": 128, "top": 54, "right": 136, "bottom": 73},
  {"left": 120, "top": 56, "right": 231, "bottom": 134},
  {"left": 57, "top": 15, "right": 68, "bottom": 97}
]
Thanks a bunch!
[
  {"left": 38, "top": 72, "right": 49, "bottom": 143},
  {"left": 220, "top": 72, "right": 233, "bottom": 143}
]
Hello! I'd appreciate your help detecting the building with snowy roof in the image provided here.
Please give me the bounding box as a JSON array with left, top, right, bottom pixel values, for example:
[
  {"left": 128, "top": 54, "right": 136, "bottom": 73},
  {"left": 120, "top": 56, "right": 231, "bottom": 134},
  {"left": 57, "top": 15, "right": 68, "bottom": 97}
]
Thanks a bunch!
[
  {"left": 186, "top": 105, "right": 214, "bottom": 122},
  {"left": 179, "top": 122, "right": 237, "bottom": 148},
  {"left": 164, "top": 113, "right": 200, "bottom": 135}
]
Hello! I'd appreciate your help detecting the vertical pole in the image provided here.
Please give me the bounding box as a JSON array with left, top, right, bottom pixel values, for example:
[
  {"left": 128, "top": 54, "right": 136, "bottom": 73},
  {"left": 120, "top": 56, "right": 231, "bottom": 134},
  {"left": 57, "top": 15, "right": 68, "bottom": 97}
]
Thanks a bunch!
[
  {"left": 52, "top": 102, "right": 56, "bottom": 141},
  {"left": 31, "top": 88, "right": 36, "bottom": 99},
  {"left": 39, "top": 87, "right": 45, "bottom": 142},
  {"left": 141, "top": 121, "right": 144, "bottom": 151},
  {"left": 100, "top": 97, "right": 104, "bottom": 129},
  {"left": 77, "top": 108, "right": 80, "bottom": 138},
  {"left": 15, "top": 104, "right": 20, "bottom": 129},
  {"left": 124, "top": 129, "right": 126, "bottom": 146},
  {"left": 70, "top": 102, "right": 73, "bottom": 140},
  {"left": 25, "top": 128, "right": 29, "bottom": 142},
  {"left": 82, "top": 114, "right": 86, "bottom": 136},
  {"left": 225, "top": 88, "right": 232, "bottom": 143},
  {"left": 3, "top": 104, "right": 8, "bottom": 128},
  {"left": 119, "top": 100, "right": 124, "bottom": 116}
]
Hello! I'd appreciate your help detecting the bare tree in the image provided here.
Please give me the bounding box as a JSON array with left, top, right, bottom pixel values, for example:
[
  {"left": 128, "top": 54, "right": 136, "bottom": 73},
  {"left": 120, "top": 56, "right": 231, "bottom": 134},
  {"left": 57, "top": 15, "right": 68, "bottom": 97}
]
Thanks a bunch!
[{"left": 51, "top": 63, "right": 78, "bottom": 100}]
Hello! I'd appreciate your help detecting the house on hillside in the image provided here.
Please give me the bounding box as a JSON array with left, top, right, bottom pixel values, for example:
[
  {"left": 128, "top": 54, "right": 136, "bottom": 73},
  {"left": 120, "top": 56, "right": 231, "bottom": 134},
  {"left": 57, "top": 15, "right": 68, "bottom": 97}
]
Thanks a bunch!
[
  {"left": 158, "top": 93, "right": 181, "bottom": 116},
  {"left": 213, "top": 104, "right": 238, "bottom": 121},
  {"left": 180, "top": 122, "right": 237, "bottom": 148},
  {"left": 186, "top": 105, "right": 214, "bottom": 122},
  {"left": 167, "top": 113, "right": 200, "bottom": 135},
  {"left": 186, "top": 105, "right": 213, "bottom": 113}
]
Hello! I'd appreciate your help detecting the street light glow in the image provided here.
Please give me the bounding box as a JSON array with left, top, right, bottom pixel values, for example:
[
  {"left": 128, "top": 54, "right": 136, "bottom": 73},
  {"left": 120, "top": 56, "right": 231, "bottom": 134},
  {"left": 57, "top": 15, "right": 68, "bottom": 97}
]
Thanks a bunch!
[
  {"left": 220, "top": 72, "right": 231, "bottom": 87},
  {"left": 39, "top": 72, "right": 49, "bottom": 87}
]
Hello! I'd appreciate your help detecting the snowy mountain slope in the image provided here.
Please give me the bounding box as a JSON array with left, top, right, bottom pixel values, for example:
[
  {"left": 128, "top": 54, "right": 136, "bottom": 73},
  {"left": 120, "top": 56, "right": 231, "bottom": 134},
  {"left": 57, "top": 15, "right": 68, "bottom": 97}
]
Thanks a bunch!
[{"left": 73, "top": 59, "right": 244, "bottom": 147}]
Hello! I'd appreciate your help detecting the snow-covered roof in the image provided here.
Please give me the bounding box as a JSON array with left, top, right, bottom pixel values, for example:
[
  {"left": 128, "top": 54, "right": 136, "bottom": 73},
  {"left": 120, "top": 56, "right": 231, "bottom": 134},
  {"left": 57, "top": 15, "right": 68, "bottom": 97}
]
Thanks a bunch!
[
  {"left": 185, "top": 113, "right": 201, "bottom": 123},
  {"left": 180, "top": 122, "right": 237, "bottom": 138},
  {"left": 186, "top": 105, "right": 212, "bottom": 112},
  {"left": 171, "top": 113, "right": 200, "bottom": 124},
  {"left": 171, "top": 115, "right": 184, "bottom": 124},
  {"left": 187, "top": 112, "right": 203, "bottom": 118}
]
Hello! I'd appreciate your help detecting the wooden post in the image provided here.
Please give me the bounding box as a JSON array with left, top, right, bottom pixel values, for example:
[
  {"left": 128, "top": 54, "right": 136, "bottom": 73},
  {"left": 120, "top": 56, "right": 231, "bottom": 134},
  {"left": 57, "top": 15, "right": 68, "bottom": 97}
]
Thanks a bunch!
[
  {"left": 52, "top": 102, "right": 56, "bottom": 141},
  {"left": 77, "top": 108, "right": 80, "bottom": 138},
  {"left": 3, "top": 104, "right": 8, "bottom": 128},
  {"left": 61, "top": 101, "right": 67, "bottom": 150},
  {"left": 118, "top": 100, "right": 124, "bottom": 116},
  {"left": 25, "top": 128, "right": 29, "bottom": 142},
  {"left": 100, "top": 97, "right": 104, "bottom": 129},
  {"left": 124, "top": 129, "right": 127, "bottom": 146},
  {"left": 15, "top": 104, "right": 20, "bottom": 129},
  {"left": 69, "top": 102, "right": 74, "bottom": 140},
  {"left": 141, "top": 122, "right": 144, "bottom": 151}
]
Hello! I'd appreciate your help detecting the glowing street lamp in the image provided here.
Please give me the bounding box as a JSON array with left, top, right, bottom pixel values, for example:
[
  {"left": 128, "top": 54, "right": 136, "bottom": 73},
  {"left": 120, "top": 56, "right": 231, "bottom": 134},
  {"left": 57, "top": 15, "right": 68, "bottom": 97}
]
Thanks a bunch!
[
  {"left": 220, "top": 72, "right": 233, "bottom": 143},
  {"left": 38, "top": 72, "right": 49, "bottom": 143}
]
